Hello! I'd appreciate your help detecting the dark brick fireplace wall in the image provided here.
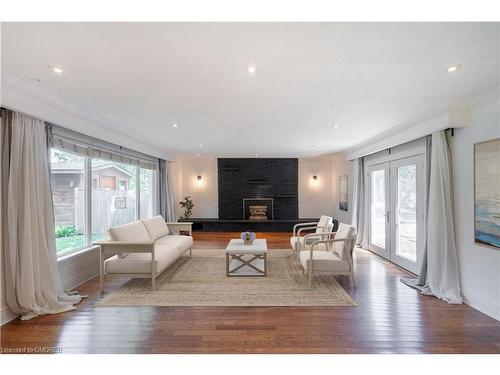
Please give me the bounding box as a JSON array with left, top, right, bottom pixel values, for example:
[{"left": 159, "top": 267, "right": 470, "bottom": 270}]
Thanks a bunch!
[{"left": 218, "top": 158, "right": 298, "bottom": 219}]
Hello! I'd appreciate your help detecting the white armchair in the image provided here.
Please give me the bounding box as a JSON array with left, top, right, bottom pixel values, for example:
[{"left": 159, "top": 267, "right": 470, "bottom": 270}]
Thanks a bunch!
[
  {"left": 290, "top": 215, "right": 334, "bottom": 255},
  {"left": 298, "top": 223, "right": 357, "bottom": 288}
]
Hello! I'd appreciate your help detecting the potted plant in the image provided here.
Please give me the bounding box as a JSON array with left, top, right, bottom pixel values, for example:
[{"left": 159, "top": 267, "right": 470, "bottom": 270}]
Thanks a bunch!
[
  {"left": 240, "top": 231, "right": 256, "bottom": 245},
  {"left": 179, "top": 196, "right": 194, "bottom": 220}
]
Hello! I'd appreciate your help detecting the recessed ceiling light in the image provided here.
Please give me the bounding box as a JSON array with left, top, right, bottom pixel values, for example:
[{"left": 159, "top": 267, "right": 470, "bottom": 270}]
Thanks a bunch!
[
  {"left": 333, "top": 124, "right": 339, "bottom": 128},
  {"left": 199, "top": 144, "right": 203, "bottom": 148},
  {"left": 247, "top": 65, "right": 256, "bottom": 74},
  {"left": 49, "top": 66, "right": 66, "bottom": 75},
  {"left": 447, "top": 64, "right": 462, "bottom": 73},
  {"left": 172, "top": 123, "right": 179, "bottom": 128},
  {"left": 255, "top": 153, "right": 259, "bottom": 157},
  {"left": 196, "top": 153, "right": 200, "bottom": 157}
]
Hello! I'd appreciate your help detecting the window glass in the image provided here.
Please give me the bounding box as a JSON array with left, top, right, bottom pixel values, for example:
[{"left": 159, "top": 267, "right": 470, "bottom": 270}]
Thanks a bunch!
[
  {"left": 50, "top": 149, "right": 87, "bottom": 256},
  {"left": 140, "top": 168, "right": 156, "bottom": 219},
  {"left": 91, "top": 160, "right": 137, "bottom": 241}
]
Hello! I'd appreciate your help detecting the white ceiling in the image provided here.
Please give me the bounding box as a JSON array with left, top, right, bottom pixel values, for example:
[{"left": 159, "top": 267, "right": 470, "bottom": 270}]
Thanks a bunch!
[{"left": 1, "top": 22, "right": 499, "bottom": 157}]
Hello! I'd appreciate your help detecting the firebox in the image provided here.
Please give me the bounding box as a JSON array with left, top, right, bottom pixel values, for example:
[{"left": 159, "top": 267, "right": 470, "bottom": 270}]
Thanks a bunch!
[{"left": 243, "top": 198, "right": 274, "bottom": 220}]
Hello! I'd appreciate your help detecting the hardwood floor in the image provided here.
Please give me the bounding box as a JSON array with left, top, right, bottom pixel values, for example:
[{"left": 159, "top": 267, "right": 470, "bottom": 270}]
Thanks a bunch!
[{"left": 1, "top": 232, "right": 499, "bottom": 354}]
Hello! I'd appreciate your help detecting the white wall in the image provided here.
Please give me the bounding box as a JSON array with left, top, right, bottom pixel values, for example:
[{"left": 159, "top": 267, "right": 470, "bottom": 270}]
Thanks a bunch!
[
  {"left": 171, "top": 156, "right": 219, "bottom": 219},
  {"left": 450, "top": 95, "right": 500, "bottom": 321},
  {"left": 298, "top": 157, "right": 335, "bottom": 218},
  {"left": 331, "top": 154, "right": 354, "bottom": 225},
  {"left": 171, "top": 155, "right": 350, "bottom": 221},
  {"left": 298, "top": 155, "right": 354, "bottom": 222}
]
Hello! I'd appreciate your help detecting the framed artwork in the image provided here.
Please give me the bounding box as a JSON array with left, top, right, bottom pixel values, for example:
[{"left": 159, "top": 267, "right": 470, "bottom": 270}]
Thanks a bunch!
[
  {"left": 339, "top": 175, "right": 348, "bottom": 212},
  {"left": 474, "top": 138, "right": 500, "bottom": 249}
]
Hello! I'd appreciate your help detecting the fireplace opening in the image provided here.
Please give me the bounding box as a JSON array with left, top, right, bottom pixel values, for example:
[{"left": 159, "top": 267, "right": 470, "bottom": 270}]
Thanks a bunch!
[
  {"left": 243, "top": 198, "right": 273, "bottom": 220},
  {"left": 249, "top": 205, "right": 268, "bottom": 220}
]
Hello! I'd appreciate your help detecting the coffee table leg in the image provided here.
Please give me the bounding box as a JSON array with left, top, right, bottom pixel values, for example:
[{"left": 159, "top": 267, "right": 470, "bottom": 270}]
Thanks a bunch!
[
  {"left": 264, "top": 253, "right": 267, "bottom": 276},
  {"left": 226, "top": 253, "right": 229, "bottom": 276}
]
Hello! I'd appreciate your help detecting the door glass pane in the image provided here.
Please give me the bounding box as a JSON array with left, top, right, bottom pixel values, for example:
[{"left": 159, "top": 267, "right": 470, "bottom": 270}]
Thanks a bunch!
[
  {"left": 50, "top": 149, "right": 87, "bottom": 256},
  {"left": 396, "top": 164, "right": 417, "bottom": 261},
  {"left": 91, "top": 160, "right": 137, "bottom": 241},
  {"left": 371, "top": 169, "right": 386, "bottom": 249},
  {"left": 139, "top": 168, "right": 155, "bottom": 219}
]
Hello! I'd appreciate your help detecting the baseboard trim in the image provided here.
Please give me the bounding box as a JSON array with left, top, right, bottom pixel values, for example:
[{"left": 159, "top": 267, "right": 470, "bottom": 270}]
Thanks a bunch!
[
  {"left": 63, "top": 266, "right": 100, "bottom": 292},
  {"left": 462, "top": 289, "right": 500, "bottom": 321},
  {"left": 1, "top": 307, "right": 19, "bottom": 326}
]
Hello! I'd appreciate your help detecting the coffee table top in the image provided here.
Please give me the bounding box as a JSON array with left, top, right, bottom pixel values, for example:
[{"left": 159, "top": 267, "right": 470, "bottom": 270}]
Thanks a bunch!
[{"left": 225, "top": 239, "right": 268, "bottom": 254}]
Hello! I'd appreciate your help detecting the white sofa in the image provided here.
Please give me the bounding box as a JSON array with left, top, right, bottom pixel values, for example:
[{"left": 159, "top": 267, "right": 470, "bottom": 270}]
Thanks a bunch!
[{"left": 94, "top": 215, "right": 193, "bottom": 291}]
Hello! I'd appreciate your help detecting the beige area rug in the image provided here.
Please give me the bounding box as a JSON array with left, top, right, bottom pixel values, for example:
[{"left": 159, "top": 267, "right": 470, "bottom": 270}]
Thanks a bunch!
[{"left": 96, "top": 249, "right": 357, "bottom": 307}]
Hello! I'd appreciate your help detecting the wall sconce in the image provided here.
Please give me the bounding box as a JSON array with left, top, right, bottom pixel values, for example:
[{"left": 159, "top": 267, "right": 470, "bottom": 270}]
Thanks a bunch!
[
  {"left": 310, "top": 174, "right": 320, "bottom": 189},
  {"left": 195, "top": 174, "right": 204, "bottom": 189}
]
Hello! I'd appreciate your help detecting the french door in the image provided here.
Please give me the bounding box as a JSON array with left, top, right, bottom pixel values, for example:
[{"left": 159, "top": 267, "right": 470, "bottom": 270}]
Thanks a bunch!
[
  {"left": 367, "top": 155, "right": 425, "bottom": 274},
  {"left": 367, "top": 163, "right": 390, "bottom": 260}
]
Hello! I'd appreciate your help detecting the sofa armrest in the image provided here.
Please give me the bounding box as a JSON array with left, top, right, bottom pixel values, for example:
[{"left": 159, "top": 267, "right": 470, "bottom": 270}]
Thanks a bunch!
[
  {"left": 167, "top": 222, "right": 193, "bottom": 236},
  {"left": 93, "top": 240, "right": 155, "bottom": 255},
  {"left": 93, "top": 240, "right": 155, "bottom": 246}
]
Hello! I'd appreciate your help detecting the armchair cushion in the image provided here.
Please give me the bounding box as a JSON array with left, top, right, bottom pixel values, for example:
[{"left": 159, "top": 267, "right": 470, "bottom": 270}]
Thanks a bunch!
[
  {"left": 142, "top": 215, "right": 169, "bottom": 241},
  {"left": 316, "top": 215, "right": 333, "bottom": 234},
  {"left": 299, "top": 250, "right": 350, "bottom": 272},
  {"left": 333, "top": 223, "right": 356, "bottom": 260},
  {"left": 291, "top": 236, "right": 328, "bottom": 251}
]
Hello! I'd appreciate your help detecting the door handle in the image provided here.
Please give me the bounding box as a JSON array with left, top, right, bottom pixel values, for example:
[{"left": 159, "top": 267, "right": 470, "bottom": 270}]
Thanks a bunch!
[{"left": 383, "top": 211, "right": 390, "bottom": 223}]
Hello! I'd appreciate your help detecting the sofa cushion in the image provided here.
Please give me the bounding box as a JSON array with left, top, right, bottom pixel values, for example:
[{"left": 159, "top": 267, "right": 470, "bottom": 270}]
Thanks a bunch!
[
  {"left": 104, "top": 246, "right": 179, "bottom": 274},
  {"left": 333, "top": 223, "right": 355, "bottom": 260},
  {"left": 299, "top": 250, "right": 350, "bottom": 272},
  {"left": 155, "top": 235, "right": 193, "bottom": 256},
  {"left": 315, "top": 215, "right": 333, "bottom": 234},
  {"left": 107, "top": 220, "right": 150, "bottom": 242},
  {"left": 142, "top": 215, "right": 169, "bottom": 241}
]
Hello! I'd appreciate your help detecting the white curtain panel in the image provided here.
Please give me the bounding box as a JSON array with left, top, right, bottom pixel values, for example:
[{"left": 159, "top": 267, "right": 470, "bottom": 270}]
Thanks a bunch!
[
  {"left": 351, "top": 157, "right": 368, "bottom": 247},
  {"left": 425, "top": 131, "right": 462, "bottom": 303},
  {"left": 158, "top": 159, "right": 176, "bottom": 222},
  {"left": 3, "top": 111, "right": 81, "bottom": 320},
  {"left": 402, "top": 131, "right": 462, "bottom": 304}
]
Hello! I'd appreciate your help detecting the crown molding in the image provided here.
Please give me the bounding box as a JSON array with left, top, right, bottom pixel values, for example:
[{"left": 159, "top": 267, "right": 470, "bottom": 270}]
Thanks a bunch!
[{"left": 1, "top": 71, "right": 176, "bottom": 160}]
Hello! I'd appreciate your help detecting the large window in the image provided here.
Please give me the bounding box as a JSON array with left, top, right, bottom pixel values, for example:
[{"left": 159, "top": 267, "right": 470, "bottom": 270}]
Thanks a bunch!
[
  {"left": 50, "top": 148, "right": 157, "bottom": 257},
  {"left": 50, "top": 149, "right": 88, "bottom": 256}
]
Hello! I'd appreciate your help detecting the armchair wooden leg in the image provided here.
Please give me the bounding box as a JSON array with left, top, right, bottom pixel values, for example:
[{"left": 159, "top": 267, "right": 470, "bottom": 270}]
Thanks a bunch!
[
  {"left": 189, "top": 247, "right": 192, "bottom": 256},
  {"left": 151, "top": 275, "right": 156, "bottom": 291},
  {"left": 351, "top": 274, "right": 357, "bottom": 288},
  {"left": 308, "top": 267, "right": 313, "bottom": 287}
]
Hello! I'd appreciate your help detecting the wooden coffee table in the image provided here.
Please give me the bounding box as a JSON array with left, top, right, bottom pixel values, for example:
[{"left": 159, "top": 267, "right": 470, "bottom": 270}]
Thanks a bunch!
[{"left": 225, "top": 239, "right": 268, "bottom": 276}]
